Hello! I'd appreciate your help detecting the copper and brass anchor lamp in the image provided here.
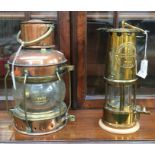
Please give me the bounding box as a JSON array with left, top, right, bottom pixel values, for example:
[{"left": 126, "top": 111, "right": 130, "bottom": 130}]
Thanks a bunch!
[
  {"left": 99, "top": 21, "right": 150, "bottom": 134},
  {"left": 5, "top": 20, "right": 74, "bottom": 135}
]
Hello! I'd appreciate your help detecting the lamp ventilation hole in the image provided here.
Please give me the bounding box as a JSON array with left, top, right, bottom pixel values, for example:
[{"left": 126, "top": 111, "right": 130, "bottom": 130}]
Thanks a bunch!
[{"left": 34, "top": 127, "right": 37, "bottom": 131}]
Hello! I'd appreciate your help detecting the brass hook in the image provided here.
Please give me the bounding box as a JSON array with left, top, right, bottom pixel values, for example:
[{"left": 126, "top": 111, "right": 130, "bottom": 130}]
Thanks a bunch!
[{"left": 121, "top": 20, "right": 145, "bottom": 33}]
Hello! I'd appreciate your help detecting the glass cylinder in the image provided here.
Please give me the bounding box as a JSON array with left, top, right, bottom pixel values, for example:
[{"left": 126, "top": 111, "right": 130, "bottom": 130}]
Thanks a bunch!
[
  {"left": 105, "top": 83, "right": 135, "bottom": 111},
  {"left": 104, "top": 82, "right": 137, "bottom": 128}
]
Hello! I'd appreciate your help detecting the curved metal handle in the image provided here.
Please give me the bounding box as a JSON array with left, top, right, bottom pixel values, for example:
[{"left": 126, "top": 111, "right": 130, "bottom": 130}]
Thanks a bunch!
[
  {"left": 58, "top": 65, "right": 75, "bottom": 122},
  {"left": 66, "top": 65, "right": 75, "bottom": 121},
  {"left": 56, "top": 68, "right": 62, "bottom": 81},
  {"left": 55, "top": 65, "right": 75, "bottom": 122},
  {"left": 17, "top": 24, "right": 54, "bottom": 46},
  {"left": 122, "top": 20, "right": 145, "bottom": 33}
]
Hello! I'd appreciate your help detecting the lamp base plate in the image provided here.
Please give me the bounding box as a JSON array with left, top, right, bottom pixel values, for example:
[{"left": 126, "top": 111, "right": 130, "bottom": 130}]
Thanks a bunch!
[{"left": 99, "top": 119, "right": 140, "bottom": 134}]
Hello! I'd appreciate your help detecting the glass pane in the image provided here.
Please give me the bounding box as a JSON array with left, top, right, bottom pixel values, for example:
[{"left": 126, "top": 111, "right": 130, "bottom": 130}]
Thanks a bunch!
[
  {"left": 106, "top": 83, "right": 134, "bottom": 111},
  {"left": 86, "top": 11, "right": 155, "bottom": 98}
]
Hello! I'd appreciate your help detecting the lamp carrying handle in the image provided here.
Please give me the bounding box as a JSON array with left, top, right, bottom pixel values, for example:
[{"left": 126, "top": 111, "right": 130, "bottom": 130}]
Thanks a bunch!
[
  {"left": 57, "top": 65, "right": 75, "bottom": 122},
  {"left": 121, "top": 21, "right": 146, "bottom": 33},
  {"left": 17, "top": 24, "right": 54, "bottom": 46}
]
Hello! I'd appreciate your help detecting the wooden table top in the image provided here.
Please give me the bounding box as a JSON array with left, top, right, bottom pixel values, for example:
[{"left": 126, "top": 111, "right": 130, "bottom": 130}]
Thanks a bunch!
[{"left": 1, "top": 109, "right": 155, "bottom": 143}]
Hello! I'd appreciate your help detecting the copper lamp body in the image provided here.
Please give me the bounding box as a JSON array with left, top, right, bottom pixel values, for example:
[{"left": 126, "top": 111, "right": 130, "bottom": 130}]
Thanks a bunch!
[{"left": 6, "top": 20, "right": 74, "bottom": 135}]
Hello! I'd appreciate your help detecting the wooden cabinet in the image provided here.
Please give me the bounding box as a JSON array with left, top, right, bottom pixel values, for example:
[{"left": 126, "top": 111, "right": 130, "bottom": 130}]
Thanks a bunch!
[
  {"left": 1, "top": 11, "right": 155, "bottom": 143},
  {"left": 0, "top": 11, "right": 155, "bottom": 110}
]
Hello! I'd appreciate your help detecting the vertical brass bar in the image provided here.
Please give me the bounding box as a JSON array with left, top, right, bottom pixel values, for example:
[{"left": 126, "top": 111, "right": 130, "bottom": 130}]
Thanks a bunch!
[
  {"left": 66, "top": 65, "right": 75, "bottom": 121},
  {"left": 120, "top": 84, "right": 125, "bottom": 111},
  {"left": 56, "top": 67, "right": 63, "bottom": 116},
  {"left": 23, "top": 70, "right": 31, "bottom": 132},
  {"left": 125, "top": 32, "right": 128, "bottom": 79},
  {"left": 115, "top": 33, "right": 120, "bottom": 79},
  {"left": 66, "top": 65, "right": 74, "bottom": 113}
]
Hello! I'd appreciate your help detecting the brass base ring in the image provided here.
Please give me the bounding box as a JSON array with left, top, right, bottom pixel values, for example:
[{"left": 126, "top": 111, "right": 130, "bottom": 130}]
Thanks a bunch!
[{"left": 99, "top": 119, "right": 140, "bottom": 134}]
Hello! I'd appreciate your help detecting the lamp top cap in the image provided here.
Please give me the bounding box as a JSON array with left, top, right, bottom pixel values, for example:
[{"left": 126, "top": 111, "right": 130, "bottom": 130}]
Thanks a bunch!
[{"left": 106, "top": 28, "right": 139, "bottom": 33}]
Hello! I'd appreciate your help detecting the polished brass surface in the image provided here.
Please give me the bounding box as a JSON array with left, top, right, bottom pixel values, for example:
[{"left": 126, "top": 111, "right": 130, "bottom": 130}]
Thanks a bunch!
[
  {"left": 100, "top": 22, "right": 149, "bottom": 133},
  {"left": 20, "top": 19, "right": 55, "bottom": 48},
  {"left": 15, "top": 74, "right": 64, "bottom": 83},
  {"left": 103, "top": 106, "right": 139, "bottom": 129},
  {"left": 104, "top": 77, "right": 137, "bottom": 84},
  {"left": 106, "top": 28, "right": 138, "bottom": 33},
  {"left": 105, "top": 30, "right": 137, "bottom": 81},
  {"left": 10, "top": 102, "right": 67, "bottom": 121}
]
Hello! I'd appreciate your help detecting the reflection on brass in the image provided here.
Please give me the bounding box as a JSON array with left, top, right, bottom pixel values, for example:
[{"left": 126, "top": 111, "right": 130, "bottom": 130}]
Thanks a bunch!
[
  {"left": 104, "top": 77, "right": 137, "bottom": 84},
  {"left": 103, "top": 106, "right": 139, "bottom": 129},
  {"left": 15, "top": 75, "right": 64, "bottom": 83},
  {"left": 99, "top": 21, "right": 150, "bottom": 133},
  {"left": 105, "top": 29, "right": 137, "bottom": 81},
  {"left": 11, "top": 102, "right": 67, "bottom": 121}
]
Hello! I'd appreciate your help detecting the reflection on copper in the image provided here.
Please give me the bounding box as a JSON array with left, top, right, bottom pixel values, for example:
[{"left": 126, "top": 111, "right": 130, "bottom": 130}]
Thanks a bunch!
[{"left": 8, "top": 49, "right": 67, "bottom": 66}]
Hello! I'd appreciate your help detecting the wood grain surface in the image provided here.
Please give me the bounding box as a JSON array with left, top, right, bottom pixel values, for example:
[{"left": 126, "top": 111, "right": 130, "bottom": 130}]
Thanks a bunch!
[{"left": 1, "top": 109, "right": 155, "bottom": 143}]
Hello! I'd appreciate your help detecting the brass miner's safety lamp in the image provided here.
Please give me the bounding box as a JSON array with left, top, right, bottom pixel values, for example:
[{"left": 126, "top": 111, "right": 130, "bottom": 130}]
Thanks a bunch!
[
  {"left": 99, "top": 21, "right": 150, "bottom": 134},
  {"left": 5, "top": 20, "right": 74, "bottom": 135}
]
